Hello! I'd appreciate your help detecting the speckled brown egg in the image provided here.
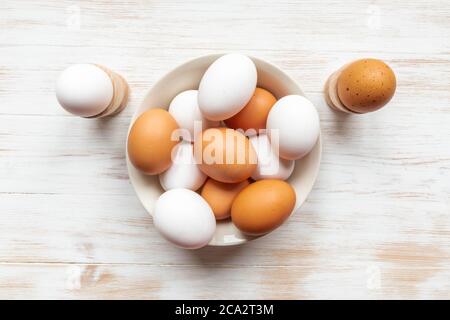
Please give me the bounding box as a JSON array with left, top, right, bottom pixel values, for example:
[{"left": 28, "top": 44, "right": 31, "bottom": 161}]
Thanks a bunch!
[{"left": 337, "top": 59, "right": 396, "bottom": 113}]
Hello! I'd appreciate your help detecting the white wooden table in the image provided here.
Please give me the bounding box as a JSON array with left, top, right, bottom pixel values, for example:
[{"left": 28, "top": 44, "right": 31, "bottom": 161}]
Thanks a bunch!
[{"left": 0, "top": 0, "right": 449, "bottom": 299}]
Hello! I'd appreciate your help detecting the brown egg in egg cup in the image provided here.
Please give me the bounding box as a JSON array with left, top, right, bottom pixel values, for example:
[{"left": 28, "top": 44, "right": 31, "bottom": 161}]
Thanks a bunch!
[{"left": 324, "top": 59, "right": 396, "bottom": 114}]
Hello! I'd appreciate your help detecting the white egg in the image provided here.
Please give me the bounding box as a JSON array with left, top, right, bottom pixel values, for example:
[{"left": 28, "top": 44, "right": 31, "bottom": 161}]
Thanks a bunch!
[
  {"left": 168, "top": 90, "right": 219, "bottom": 142},
  {"left": 153, "top": 188, "right": 216, "bottom": 249},
  {"left": 198, "top": 54, "right": 257, "bottom": 121},
  {"left": 249, "top": 134, "right": 295, "bottom": 180},
  {"left": 266, "top": 95, "right": 320, "bottom": 160},
  {"left": 159, "top": 141, "right": 207, "bottom": 191},
  {"left": 56, "top": 64, "right": 113, "bottom": 117}
]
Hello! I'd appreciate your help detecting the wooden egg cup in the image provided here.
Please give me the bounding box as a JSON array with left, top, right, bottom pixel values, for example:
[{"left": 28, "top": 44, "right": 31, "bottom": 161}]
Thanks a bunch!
[{"left": 86, "top": 65, "right": 129, "bottom": 118}]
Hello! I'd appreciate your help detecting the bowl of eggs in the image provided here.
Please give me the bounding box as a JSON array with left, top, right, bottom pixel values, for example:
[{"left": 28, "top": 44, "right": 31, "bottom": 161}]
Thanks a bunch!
[{"left": 126, "top": 53, "right": 321, "bottom": 249}]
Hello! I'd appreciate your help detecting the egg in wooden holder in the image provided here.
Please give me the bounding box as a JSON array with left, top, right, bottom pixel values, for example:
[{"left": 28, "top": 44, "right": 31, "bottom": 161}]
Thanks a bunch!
[
  {"left": 126, "top": 54, "right": 322, "bottom": 246},
  {"left": 56, "top": 64, "right": 129, "bottom": 118},
  {"left": 324, "top": 59, "right": 396, "bottom": 114}
]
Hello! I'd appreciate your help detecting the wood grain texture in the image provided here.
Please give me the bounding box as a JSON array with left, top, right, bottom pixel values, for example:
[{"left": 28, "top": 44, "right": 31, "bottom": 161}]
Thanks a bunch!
[{"left": 0, "top": 0, "right": 449, "bottom": 299}]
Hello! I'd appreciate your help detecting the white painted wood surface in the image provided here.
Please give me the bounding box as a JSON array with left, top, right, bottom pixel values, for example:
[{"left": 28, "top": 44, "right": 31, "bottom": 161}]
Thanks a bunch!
[{"left": 0, "top": 0, "right": 449, "bottom": 299}]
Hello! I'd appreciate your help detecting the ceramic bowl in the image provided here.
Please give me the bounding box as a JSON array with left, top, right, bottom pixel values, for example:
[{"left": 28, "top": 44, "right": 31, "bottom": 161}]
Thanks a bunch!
[{"left": 126, "top": 54, "right": 322, "bottom": 246}]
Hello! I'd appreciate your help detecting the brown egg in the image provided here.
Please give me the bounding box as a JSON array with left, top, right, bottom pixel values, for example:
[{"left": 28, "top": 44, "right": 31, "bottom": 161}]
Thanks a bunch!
[
  {"left": 337, "top": 59, "right": 396, "bottom": 113},
  {"left": 194, "top": 127, "right": 257, "bottom": 183},
  {"left": 127, "top": 108, "right": 179, "bottom": 175},
  {"left": 231, "top": 179, "right": 296, "bottom": 235},
  {"left": 201, "top": 178, "right": 250, "bottom": 220},
  {"left": 224, "top": 87, "right": 276, "bottom": 133}
]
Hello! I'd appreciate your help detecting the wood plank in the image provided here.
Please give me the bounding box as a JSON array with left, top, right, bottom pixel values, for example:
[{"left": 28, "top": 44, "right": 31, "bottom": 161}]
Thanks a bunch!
[{"left": 1, "top": 263, "right": 449, "bottom": 299}]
